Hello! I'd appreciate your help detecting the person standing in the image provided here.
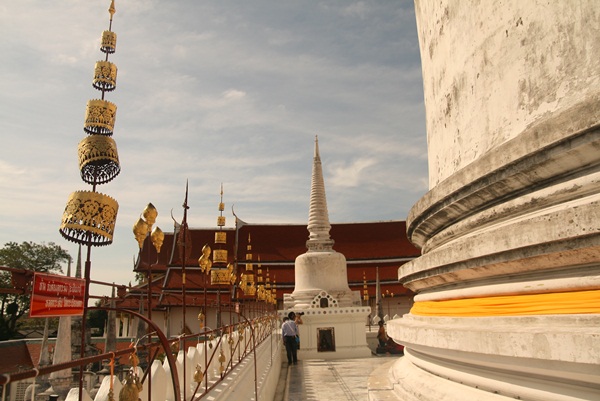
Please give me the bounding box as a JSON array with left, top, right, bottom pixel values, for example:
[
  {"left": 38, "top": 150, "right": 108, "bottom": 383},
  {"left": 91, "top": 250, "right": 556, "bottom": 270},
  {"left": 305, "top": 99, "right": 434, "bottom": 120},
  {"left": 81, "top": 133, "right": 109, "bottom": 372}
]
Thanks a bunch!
[{"left": 282, "top": 312, "right": 299, "bottom": 365}]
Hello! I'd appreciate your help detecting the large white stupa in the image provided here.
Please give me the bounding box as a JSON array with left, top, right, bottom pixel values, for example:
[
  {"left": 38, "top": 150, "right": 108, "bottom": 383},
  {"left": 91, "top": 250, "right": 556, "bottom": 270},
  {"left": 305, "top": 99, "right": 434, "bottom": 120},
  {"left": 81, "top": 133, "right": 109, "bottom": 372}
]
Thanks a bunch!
[{"left": 282, "top": 136, "right": 371, "bottom": 360}]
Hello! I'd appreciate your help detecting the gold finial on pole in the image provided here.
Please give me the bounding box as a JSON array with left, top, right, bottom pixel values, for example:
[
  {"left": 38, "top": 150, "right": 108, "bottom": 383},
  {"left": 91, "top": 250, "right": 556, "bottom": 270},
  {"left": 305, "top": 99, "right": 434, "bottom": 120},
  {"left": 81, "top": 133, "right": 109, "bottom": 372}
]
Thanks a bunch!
[{"left": 109, "top": 0, "right": 116, "bottom": 18}]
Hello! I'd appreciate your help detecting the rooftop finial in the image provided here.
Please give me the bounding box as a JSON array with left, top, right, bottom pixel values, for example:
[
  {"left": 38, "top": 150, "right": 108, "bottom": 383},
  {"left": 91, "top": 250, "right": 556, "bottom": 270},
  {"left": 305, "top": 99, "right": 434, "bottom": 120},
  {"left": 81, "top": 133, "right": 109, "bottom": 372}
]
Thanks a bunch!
[{"left": 108, "top": 0, "right": 116, "bottom": 18}]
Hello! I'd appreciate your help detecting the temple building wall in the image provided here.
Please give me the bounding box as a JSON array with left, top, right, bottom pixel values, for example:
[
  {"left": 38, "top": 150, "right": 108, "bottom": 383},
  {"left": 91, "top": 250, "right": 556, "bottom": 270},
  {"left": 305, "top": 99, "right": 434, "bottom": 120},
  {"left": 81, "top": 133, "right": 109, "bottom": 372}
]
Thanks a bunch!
[{"left": 388, "top": 1, "right": 600, "bottom": 400}]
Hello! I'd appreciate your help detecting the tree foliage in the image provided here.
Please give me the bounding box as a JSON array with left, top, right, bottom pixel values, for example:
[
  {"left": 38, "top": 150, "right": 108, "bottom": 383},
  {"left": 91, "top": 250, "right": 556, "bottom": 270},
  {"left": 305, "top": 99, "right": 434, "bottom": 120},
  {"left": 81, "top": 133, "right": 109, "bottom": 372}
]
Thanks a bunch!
[
  {"left": 88, "top": 300, "right": 108, "bottom": 336},
  {"left": 0, "top": 241, "right": 71, "bottom": 340}
]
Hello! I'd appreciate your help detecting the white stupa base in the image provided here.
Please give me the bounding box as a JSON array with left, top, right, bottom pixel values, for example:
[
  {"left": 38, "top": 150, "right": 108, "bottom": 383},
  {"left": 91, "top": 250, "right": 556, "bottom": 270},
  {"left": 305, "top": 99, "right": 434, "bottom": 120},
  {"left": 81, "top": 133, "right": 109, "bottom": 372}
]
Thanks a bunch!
[{"left": 280, "top": 306, "right": 372, "bottom": 360}]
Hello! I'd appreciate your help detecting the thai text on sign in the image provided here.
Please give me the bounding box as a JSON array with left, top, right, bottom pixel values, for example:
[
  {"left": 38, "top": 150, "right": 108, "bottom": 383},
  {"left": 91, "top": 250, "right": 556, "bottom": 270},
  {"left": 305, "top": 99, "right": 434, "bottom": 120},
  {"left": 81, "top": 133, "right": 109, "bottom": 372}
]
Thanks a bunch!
[{"left": 30, "top": 272, "right": 85, "bottom": 317}]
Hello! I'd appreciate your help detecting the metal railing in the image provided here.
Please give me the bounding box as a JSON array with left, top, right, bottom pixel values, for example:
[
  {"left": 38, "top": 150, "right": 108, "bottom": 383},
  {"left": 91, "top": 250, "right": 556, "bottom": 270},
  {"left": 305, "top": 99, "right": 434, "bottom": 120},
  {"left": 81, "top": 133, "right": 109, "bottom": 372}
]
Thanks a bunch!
[{"left": 0, "top": 308, "right": 280, "bottom": 401}]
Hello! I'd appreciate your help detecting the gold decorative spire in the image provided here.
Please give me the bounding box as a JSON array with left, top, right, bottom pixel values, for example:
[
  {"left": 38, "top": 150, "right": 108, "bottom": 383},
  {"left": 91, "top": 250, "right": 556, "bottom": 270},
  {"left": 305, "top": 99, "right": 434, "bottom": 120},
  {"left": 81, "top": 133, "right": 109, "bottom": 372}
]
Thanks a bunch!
[
  {"left": 59, "top": 1, "right": 121, "bottom": 245},
  {"left": 211, "top": 185, "right": 231, "bottom": 285},
  {"left": 240, "top": 233, "right": 256, "bottom": 297},
  {"left": 363, "top": 271, "right": 369, "bottom": 302}
]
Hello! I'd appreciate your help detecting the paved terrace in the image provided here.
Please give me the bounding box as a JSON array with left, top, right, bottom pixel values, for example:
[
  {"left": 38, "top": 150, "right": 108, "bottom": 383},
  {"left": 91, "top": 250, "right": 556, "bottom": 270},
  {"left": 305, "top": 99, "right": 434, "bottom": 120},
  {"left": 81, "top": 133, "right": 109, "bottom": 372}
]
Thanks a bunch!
[{"left": 274, "top": 355, "right": 399, "bottom": 401}]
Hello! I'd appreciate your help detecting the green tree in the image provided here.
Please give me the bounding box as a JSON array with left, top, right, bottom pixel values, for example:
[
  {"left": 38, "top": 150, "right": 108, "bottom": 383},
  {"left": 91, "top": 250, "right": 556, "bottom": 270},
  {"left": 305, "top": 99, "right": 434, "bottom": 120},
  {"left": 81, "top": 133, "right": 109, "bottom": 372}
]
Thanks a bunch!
[
  {"left": 88, "top": 300, "right": 108, "bottom": 336},
  {"left": 0, "top": 241, "right": 71, "bottom": 340}
]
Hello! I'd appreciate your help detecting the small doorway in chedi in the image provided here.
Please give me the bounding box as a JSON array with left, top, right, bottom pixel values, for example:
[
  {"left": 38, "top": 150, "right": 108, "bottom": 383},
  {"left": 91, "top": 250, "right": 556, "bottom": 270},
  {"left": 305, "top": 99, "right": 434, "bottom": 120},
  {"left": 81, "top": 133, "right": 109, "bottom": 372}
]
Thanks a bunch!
[{"left": 317, "top": 327, "right": 335, "bottom": 352}]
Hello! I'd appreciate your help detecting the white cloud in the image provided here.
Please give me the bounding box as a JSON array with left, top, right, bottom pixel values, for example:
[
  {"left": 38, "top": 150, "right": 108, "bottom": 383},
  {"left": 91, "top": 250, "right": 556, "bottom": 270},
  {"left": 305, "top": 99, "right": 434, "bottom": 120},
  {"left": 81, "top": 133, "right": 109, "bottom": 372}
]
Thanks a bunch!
[{"left": 329, "top": 158, "right": 377, "bottom": 188}]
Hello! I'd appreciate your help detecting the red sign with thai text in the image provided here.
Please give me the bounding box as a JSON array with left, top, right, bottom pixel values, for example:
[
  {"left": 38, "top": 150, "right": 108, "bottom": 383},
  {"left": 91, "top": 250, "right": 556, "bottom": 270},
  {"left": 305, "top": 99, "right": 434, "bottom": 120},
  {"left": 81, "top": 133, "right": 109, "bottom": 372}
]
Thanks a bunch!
[{"left": 30, "top": 272, "right": 85, "bottom": 317}]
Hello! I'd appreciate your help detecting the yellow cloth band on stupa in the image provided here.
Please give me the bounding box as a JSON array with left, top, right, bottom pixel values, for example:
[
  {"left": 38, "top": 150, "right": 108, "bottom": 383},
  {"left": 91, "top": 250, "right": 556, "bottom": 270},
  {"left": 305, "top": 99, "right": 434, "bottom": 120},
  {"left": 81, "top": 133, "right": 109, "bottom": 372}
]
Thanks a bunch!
[{"left": 410, "top": 289, "right": 600, "bottom": 317}]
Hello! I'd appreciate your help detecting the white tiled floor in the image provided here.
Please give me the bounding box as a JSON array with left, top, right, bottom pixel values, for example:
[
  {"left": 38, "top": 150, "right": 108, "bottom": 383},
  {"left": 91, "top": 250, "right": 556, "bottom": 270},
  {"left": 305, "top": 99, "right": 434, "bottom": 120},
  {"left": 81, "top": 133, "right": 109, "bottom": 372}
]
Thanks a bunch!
[{"left": 284, "top": 356, "right": 398, "bottom": 401}]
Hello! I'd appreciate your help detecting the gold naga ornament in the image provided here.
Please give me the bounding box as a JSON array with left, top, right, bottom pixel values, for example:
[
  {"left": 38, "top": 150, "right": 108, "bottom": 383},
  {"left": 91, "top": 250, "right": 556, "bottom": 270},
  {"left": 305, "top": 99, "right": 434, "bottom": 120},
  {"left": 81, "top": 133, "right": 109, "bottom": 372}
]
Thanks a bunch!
[
  {"left": 198, "top": 244, "right": 212, "bottom": 273},
  {"left": 59, "top": 0, "right": 120, "bottom": 246}
]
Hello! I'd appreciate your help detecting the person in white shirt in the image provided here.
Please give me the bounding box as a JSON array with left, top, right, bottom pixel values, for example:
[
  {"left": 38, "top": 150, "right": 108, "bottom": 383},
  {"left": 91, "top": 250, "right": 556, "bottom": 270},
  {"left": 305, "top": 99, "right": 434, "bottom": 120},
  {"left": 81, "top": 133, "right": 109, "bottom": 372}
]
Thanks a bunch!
[{"left": 282, "top": 312, "right": 299, "bottom": 364}]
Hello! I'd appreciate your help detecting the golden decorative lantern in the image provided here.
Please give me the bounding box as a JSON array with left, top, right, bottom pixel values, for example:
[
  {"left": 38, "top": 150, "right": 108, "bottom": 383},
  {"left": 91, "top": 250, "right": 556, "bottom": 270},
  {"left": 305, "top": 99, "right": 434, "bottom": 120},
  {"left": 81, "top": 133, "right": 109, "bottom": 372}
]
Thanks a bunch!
[
  {"left": 215, "top": 231, "right": 226, "bottom": 244},
  {"left": 93, "top": 61, "right": 117, "bottom": 92},
  {"left": 265, "top": 268, "right": 271, "bottom": 290},
  {"left": 77, "top": 135, "right": 120, "bottom": 185},
  {"left": 60, "top": 190, "right": 118, "bottom": 246},
  {"left": 257, "top": 255, "right": 262, "bottom": 277},
  {"left": 211, "top": 268, "right": 231, "bottom": 286},
  {"left": 257, "top": 285, "right": 265, "bottom": 301},
  {"left": 84, "top": 99, "right": 117, "bottom": 135},
  {"left": 246, "top": 282, "right": 256, "bottom": 297},
  {"left": 213, "top": 249, "right": 228, "bottom": 264},
  {"left": 100, "top": 30, "right": 117, "bottom": 54}
]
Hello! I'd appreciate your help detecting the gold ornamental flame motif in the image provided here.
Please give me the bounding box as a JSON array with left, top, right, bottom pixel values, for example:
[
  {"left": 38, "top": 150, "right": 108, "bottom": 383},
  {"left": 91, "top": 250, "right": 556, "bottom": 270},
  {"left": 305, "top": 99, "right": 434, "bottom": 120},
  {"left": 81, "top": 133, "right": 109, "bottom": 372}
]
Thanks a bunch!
[
  {"left": 151, "top": 226, "right": 164, "bottom": 253},
  {"left": 142, "top": 203, "right": 158, "bottom": 227},
  {"left": 132, "top": 217, "right": 148, "bottom": 249},
  {"left": 198, "top": 244, "right": 212, "bottom": 273}
]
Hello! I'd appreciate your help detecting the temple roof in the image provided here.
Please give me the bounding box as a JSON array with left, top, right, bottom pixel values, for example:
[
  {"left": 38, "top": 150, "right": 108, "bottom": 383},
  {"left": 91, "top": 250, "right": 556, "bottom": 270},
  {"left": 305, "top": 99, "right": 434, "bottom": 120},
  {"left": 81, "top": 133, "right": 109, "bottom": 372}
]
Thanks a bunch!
[
  {"left": 135, "top": 220, "right": 418, "bottom": 272},
  {"left": 122, "top": 220, "right": 419, "bottom": 310}
]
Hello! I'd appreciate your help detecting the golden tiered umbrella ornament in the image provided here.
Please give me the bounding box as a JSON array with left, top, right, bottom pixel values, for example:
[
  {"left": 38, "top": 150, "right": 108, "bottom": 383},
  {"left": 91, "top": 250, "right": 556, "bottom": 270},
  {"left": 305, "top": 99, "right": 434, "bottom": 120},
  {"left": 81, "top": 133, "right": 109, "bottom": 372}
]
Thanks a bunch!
[
  {"left": 210, "top": 185, "right": 236, "bottom": 328},
  {"left": 57, "top": 1, "right": 120, "bottom": 399},
  {"left": 238, "top": 234, "right": 257, "bottom": 298}
]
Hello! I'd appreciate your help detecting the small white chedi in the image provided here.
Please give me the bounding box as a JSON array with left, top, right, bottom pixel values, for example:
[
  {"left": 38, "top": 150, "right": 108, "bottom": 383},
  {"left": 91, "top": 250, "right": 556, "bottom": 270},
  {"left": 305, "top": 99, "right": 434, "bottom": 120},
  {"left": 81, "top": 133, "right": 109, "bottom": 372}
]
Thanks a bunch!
[{"left": 283, "top": 136, "right": 371, "bottom": 360}]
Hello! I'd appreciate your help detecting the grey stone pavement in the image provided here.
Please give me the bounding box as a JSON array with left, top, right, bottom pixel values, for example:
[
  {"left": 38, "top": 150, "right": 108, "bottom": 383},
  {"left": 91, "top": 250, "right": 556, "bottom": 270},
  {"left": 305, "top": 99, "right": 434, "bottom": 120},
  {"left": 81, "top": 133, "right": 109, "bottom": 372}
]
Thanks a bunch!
[{"left": 276, "top": 355, "right": 398, "bottom": 401}]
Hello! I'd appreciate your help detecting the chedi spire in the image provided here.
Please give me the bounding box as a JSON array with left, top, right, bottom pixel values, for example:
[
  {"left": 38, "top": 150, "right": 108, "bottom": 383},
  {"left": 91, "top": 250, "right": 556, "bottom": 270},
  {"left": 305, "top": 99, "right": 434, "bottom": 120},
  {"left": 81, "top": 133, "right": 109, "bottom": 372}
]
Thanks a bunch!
[
  {"left": 285, "top": 136, "right": 354, "bottom": 310},
  {"left": 306, "top": 136, "right": 334, "bottom": 251}
]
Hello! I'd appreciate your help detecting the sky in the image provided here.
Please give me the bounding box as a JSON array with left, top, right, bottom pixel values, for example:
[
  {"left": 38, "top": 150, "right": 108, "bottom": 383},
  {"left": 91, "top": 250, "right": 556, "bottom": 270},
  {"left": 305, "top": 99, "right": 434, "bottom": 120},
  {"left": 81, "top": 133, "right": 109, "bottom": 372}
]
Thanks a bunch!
[{"left": 0, "top": 0, "right": 428, "bottom": 297}]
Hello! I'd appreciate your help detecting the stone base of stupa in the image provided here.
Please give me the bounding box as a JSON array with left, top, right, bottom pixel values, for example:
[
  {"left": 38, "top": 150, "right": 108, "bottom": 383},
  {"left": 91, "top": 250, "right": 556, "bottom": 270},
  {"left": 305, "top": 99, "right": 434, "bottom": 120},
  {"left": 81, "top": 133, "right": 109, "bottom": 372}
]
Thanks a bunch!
[{"left": 279, "top": 305, "right": 372, "bottom": 360}]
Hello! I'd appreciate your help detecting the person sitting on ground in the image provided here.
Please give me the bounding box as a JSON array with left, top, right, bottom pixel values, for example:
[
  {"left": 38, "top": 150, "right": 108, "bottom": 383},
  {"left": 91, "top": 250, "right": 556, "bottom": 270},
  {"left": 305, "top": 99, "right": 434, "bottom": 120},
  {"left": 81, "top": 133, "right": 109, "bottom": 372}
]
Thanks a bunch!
[{"left": 377, "top": 320, "right": 388, "bottom": 348}]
